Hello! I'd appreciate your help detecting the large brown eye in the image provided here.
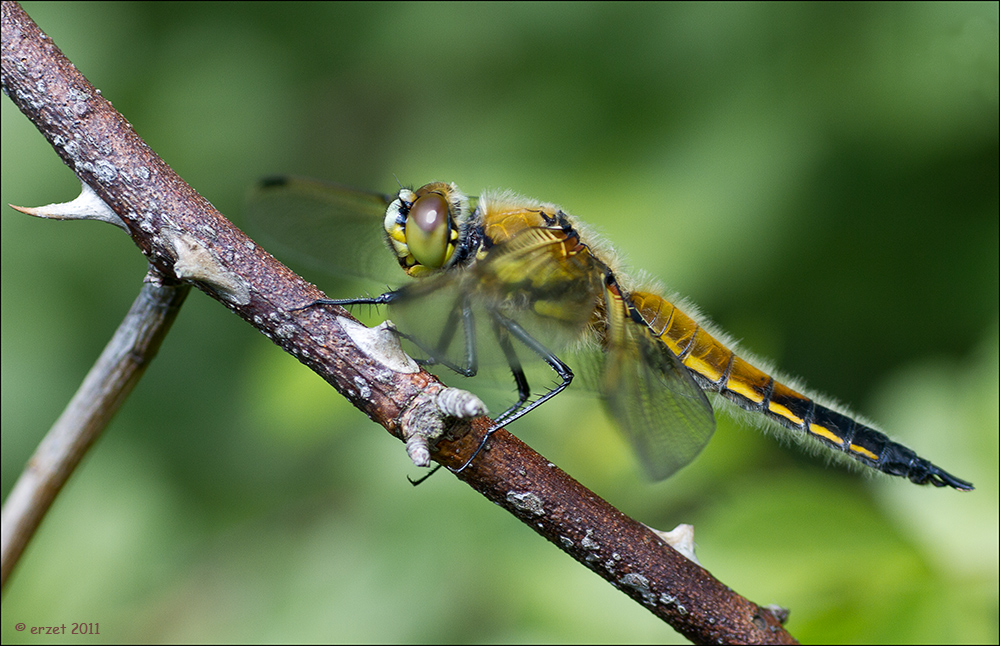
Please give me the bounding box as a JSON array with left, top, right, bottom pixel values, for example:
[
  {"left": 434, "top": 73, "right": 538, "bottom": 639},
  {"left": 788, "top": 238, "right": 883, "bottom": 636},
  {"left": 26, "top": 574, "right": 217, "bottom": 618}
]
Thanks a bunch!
[{"left": 406, "top": 193, "right": 451, "bottom": 268}]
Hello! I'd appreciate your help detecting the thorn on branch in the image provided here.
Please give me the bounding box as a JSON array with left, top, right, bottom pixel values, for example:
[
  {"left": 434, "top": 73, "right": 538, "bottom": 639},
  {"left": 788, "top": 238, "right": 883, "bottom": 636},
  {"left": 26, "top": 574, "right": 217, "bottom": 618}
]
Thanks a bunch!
[{"left": 9, "top": 180, "right": 127, "bottom": 230}]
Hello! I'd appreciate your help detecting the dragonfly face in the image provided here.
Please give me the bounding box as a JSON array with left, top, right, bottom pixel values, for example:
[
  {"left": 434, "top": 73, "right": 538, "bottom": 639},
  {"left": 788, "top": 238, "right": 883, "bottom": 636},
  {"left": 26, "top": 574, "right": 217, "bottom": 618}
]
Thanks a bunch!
[
  {"left": 246, "top": 177, "right": 973, "bottom": 491},
  {"left": 382, "top": 182, "right": 469, "bottom": 276}
]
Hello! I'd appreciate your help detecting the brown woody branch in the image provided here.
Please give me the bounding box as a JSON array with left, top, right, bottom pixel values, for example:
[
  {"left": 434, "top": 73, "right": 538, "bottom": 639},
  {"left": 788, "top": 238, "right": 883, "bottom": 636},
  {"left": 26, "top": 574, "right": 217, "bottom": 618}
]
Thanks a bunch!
[
  {"left": 0, "top": 3, "right": 794, "bottom": 643},
  {"left": 0, "top": 273, "right": 190, "bottom": 589}
]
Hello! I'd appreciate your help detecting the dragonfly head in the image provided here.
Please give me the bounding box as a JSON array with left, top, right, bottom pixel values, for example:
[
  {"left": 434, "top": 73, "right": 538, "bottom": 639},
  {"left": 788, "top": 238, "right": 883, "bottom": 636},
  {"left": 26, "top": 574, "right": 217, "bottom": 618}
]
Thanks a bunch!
[{"left": 384, "top": 182, "right": 469, "bottom": 277}]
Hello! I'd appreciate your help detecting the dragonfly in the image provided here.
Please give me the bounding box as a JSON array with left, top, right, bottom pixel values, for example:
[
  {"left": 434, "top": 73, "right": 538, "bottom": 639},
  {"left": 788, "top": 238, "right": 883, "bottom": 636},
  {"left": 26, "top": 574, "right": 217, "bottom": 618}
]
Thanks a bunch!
[{"left": 246, "top": 176, "right": 973, "bottom": 491}]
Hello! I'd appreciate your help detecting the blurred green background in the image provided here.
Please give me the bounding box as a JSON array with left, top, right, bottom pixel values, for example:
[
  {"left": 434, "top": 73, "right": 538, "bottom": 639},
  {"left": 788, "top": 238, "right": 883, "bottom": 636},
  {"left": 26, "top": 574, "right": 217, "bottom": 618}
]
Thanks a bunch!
[{"left": 2, "top": 2, "right": 997, "bottom": 643}]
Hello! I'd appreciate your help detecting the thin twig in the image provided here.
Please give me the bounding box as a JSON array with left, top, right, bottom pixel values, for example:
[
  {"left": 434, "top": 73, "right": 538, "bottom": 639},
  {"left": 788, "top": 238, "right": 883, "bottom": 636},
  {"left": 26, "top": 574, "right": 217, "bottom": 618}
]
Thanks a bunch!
[
  {"left": 0, "top": 273, "right": 190, "bottom": 589},
  {"left": 0, "top": 3, "right": 794, "bottom": 642}
]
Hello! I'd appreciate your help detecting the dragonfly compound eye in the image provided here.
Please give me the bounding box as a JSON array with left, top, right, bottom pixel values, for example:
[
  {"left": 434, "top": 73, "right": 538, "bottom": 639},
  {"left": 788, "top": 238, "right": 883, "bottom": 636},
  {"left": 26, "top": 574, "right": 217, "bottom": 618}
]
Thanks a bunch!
[{"left": 406, "top": 192, "right": 452, "bottom": 269}]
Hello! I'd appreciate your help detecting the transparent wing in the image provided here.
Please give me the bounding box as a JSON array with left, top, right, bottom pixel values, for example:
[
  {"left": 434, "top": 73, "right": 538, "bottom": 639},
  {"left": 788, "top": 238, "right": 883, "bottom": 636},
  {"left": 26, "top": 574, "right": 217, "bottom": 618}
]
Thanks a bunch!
[
  {"left": 385, "top": 271, "right": 481, "bottom": 369},
  {"left": 243, "top": 176, "right": 400, "bottom": 285},
  {"left": 387, "top": 222, "right": 604, "bottom": 370},
  {"left": 385, "top": 269, "right": 566, "bottom": 379},
  {"left": 382, "top": 227, "right": 607, "bottom": 420},
  {"left": 601, "top": 311, "right": 716, "bottom": 481}
]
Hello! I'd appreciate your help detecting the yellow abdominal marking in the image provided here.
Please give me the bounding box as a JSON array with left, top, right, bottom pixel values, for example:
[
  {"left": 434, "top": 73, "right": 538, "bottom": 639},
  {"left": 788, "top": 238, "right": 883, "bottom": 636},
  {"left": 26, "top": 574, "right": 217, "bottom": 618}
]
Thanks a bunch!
[
  {"left": 808, "top": 423, "right": 845, "bottom": 447},
  {"left": 849, "top": 444, "right": 879, "bottom": 461},
  {"left": 767, "top": 402, "right": 804, "bottom": 426},
  {"left": 726, "top": 379, "right": 765, "bottom": 404}
]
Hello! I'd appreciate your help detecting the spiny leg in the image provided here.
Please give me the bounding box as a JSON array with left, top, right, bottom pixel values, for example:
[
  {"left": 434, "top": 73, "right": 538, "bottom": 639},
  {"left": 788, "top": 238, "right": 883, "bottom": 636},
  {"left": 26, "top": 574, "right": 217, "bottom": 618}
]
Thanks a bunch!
[
  {"left": 431, "top": 295, "right": 478, "bottom": 376},
  {"left": 407, "top": 464, "right": 442, "bottom": 486},
  {"left": 394, "top": 294, "right": 479, "bottom": 377},
  {"left": 298, "top": 291, "right": 398, "bottom": 310},
  {"left": 453, "top": 311, "right": 574, "bottom": 473},
  {"left": 303, "top": 288, "right": 481, "bottom": 376},
  {"left": 492, "top": 316, "right": 532, "bottom": 425}
]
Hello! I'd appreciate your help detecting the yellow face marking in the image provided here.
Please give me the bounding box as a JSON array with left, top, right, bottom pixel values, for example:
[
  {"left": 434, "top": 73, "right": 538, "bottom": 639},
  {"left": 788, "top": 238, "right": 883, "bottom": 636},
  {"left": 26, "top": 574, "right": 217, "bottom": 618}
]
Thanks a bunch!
[
  {"left": 388, "top": 224, "right": 406, "bottom": 243},
  {"left": 405, "top": 264, "right": 437, "bottom": 278}
]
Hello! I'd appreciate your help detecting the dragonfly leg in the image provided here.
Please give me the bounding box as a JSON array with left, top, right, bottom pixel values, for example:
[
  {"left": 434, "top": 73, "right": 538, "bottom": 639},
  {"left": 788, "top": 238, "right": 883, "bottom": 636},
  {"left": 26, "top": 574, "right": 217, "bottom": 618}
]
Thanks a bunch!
[
  {"left": 302, "top": 289, "right": 483, "bottom": 376},
  {"left": 452, "top": 311, "right": 574, "bottom": 474},
  {"left": 407, "top": 463, "right": 443, "bottom": 486},
  {"left": 428, "top": 295, "right": 478, "bottom": 377},
  {"left": 294, "top": 291, "right": 399, "bottom": 310},
  {"left": 397, "top": 295, "right": 480, "bottom": 377},
  {"left": 490, "top": 317, "right": 532, "bottom": 425}
]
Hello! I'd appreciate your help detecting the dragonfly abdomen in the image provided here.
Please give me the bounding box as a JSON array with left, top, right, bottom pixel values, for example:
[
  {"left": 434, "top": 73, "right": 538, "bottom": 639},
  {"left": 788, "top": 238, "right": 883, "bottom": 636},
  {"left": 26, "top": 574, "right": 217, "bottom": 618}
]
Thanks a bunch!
[{"left": 628, "top": 290, "right": 973, "bottom": 490}]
